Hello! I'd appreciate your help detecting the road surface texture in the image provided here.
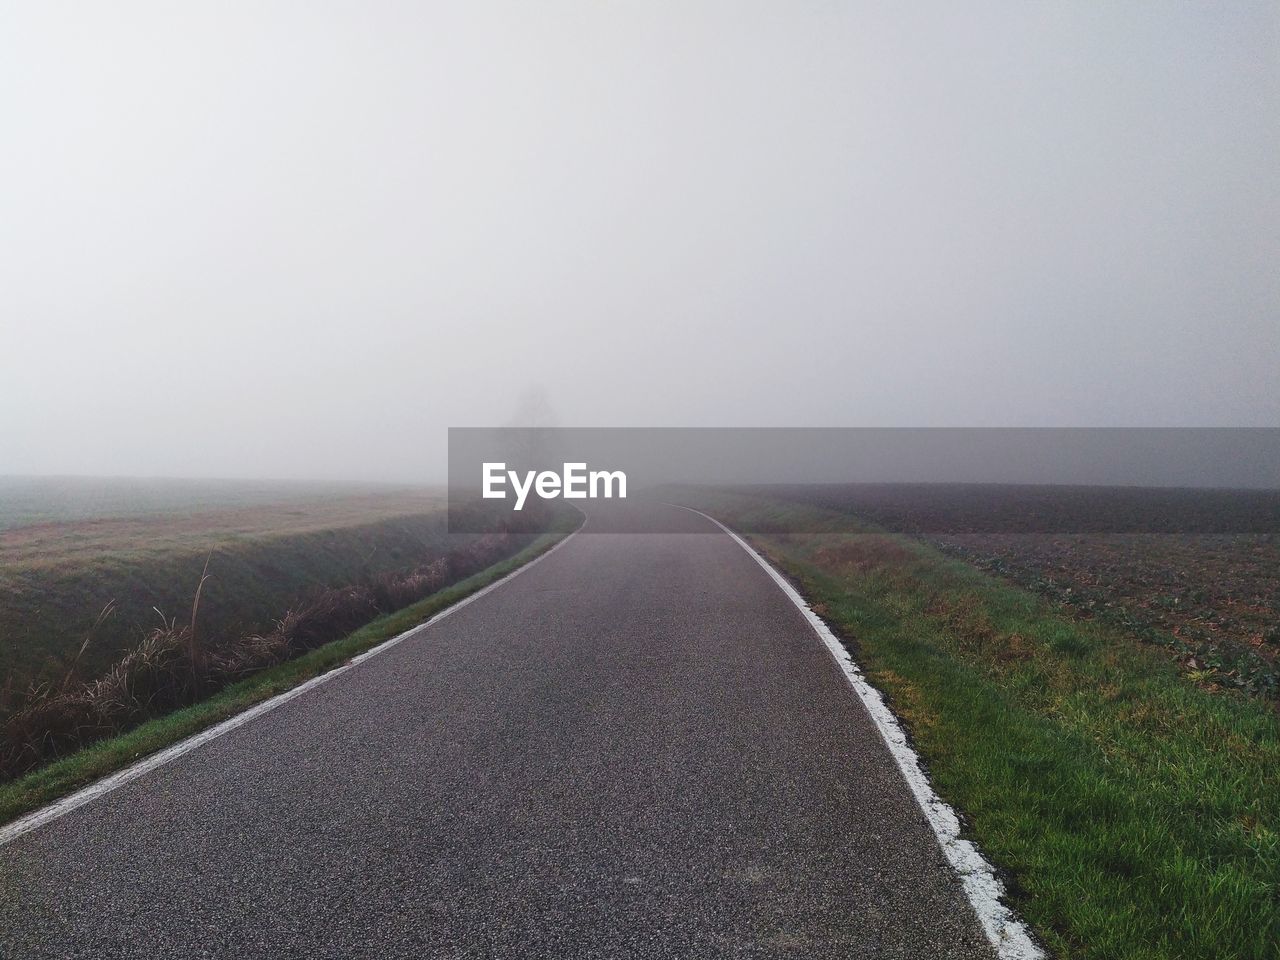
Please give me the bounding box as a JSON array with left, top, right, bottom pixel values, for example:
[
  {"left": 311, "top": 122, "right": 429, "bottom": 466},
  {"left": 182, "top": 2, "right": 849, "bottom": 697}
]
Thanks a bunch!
[{"left": 0, "top": 503, "right": 994, "bottom": 958}]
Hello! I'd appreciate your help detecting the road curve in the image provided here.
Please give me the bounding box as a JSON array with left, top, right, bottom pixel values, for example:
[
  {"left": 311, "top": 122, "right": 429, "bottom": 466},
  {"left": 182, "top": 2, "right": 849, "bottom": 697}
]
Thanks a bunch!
[{"left": 0, "top": 502, "right": 993, "bottom": 958}]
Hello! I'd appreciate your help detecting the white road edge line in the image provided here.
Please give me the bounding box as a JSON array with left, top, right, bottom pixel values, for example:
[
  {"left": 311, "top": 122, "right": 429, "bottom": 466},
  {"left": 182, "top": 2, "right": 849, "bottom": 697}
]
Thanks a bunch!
[
  {"left": 682, "top": 507, "right": 1044, "bottom": 960},
  {"left": 0, "top": 525, "right": 582, "bottom": 847}
]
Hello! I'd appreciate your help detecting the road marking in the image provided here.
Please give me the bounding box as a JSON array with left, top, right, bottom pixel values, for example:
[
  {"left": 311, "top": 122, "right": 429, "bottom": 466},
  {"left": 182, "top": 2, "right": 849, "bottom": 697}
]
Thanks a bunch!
[
  {"left": 0, "top": 528, "right": 582, "bottom": 847},
  {"left": 682, "top": 507, "right": 1044, "bottom": 960}
]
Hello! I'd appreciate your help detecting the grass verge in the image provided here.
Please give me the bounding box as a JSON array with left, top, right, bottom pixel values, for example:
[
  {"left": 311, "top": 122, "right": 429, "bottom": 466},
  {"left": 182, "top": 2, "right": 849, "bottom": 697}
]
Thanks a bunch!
[
  {"left": 0, "top": 529, "right": 569, "bottom": 827},
  {"left": 688, "top": 492, "right": 1279, "bottom": 960}
]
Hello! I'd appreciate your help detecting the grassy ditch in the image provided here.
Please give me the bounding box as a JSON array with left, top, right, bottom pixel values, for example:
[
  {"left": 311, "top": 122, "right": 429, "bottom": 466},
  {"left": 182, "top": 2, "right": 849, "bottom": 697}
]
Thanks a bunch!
[
  {"left": 686, "top": 492, "right": 1279, "bottom": 960},
  {"left": 0, "top": 495, "right": 450, "bottom": 684},
  {"left": 0, "top": 528, "right": 571, "bottom": 826}
]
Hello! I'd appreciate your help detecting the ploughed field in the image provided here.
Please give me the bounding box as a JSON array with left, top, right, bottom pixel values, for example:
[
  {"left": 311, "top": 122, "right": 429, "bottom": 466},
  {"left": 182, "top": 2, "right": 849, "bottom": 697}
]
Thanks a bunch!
[
  {"left": 743, "top": 483, "right": 1280, "bottom": 699},
  {"left": 931, "top": 532, "right": 1279, "bottom": 697}
]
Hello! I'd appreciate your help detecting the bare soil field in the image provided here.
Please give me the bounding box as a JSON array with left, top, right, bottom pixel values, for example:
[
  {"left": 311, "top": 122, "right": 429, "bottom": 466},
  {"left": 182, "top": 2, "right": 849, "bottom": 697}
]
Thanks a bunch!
[
  {"left": 933, "top": 533, "right": 1279, "bottom": 697},
  {"left": 736, "top": 484, "right": 1280, "bottom": 699}
]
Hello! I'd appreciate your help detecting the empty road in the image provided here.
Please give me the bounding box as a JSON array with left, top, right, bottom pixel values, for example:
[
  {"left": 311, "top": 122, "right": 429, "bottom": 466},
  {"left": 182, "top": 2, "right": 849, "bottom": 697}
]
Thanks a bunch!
[{"left": 0, "top": 503, "right": 995, "bottom": 958}]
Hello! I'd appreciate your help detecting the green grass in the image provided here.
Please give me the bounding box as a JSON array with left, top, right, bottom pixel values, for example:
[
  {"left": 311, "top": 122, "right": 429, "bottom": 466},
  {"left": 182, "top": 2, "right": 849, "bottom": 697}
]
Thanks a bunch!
[
  {"left": 0, "top": 530, "right": 568, "bottom": 826},
  {"left": 686, "top": 492, "right": 1280, "bottom": 960}
]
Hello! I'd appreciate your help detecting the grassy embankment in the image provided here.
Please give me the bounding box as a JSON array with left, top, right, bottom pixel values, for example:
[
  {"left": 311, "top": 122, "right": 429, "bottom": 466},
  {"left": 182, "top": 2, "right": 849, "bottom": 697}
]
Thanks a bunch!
[
  {"left": 1, "top": 486, "right": 453, "bottom": 684},
  {"left": 682, "top": 490, "right": 1279, "bottom": 960},
  {"left": 0, "top": 528, "right": 570, "bottom": 825}
]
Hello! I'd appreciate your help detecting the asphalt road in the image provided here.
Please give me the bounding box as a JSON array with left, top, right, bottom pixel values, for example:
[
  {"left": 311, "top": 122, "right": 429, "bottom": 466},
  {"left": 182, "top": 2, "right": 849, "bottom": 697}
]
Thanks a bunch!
[{"left": 0, "top": 503, "right": 994, "bottom": 959}]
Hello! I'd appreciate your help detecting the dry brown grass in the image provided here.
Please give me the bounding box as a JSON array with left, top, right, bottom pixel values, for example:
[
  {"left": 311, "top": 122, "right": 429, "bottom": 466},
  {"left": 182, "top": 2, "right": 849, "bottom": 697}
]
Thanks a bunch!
[
  {"left": 925, "top": 592, "right": 1000, "bottom": 653},
  {"left": 0, "top": 532, "right": 514, "bottom": 781},
  {"left": 0, "top": 492, "right": 445, "bottom": 570},
  {"left": 812, "top": 534, "right": 914, "bottom": 573}
]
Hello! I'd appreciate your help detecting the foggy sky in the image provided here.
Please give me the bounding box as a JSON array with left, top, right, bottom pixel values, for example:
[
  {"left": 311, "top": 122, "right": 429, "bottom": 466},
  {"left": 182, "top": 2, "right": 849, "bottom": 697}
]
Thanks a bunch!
[{"left": 2, "top": 2, "right": 1277, "bottom": 483}]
